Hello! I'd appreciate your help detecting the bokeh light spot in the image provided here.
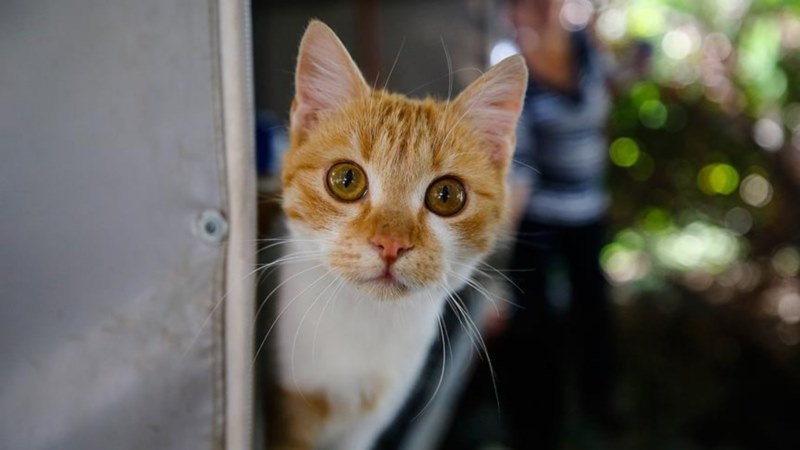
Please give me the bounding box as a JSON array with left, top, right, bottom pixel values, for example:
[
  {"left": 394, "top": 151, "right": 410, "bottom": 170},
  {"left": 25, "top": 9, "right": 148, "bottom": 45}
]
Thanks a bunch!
[
  {"left": 597, "top": 8, "right": 627, "bottom": 42},
  {"left": 628, "top": 5, "right": 666, "bottom": 38},
  {"left": 784, "top": 103, "right": 800, "bottom": 132},
  {"left": 609, "top": 137, "right": 640, "bottom": 167},
  {"left": 630, "top": 82, "right": 660, "bottom": 105},
  {"left": 698, "top": 163, "right": 740, "bottom": 195},
  {"left": 641, "top": 207, "right": 671, "bottom": 232},
  {"left": 777, "top": 292, "right": 800, "bottom": 324},
  {"left": 490, "top": 40, "right": 518, "bottom": 66},
  {"left": 654, "top": 221, "right": 741, "bottom": 273},
  {"left": 753, "top": 118, "right": 784, "bottom": 152},
  {"left": 559, "top": 0, "right": 594, "bottom": 32},
  {"left": 600, "top": 243, "right": 651, "bottom": 285},
  {"left": 662, "top": 30, "right": 693, "bottom": 59},
  {"left": 724, "top": 207, "right": 753, "bottom": 235},
  {"left": 616, "top": 229, "right": 645, "bottom": 250},
  {"left": 772, "top": 246, "right": 800, "bottom": 278},
  {"left": 639, "top": 100, "right": 668, "bottom": 129},
  {"left": 739, "top": 173, "right": 773, "bottom": 207},
  {"left": 704, "top": 32, "right": 733, "bottom": 60}
]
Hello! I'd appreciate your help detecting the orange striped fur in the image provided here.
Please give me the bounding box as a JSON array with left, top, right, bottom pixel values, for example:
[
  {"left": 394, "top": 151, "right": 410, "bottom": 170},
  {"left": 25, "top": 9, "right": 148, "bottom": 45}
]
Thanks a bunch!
[{"left": 269, "top": 20, "right": 527, "bottom": 449}]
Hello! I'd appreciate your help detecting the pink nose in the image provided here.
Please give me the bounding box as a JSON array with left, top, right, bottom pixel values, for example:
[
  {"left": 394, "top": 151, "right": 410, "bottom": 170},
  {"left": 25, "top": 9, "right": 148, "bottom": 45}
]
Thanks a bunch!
[{"left": 370, "top": 235, "right": 412, "bottom": 265}]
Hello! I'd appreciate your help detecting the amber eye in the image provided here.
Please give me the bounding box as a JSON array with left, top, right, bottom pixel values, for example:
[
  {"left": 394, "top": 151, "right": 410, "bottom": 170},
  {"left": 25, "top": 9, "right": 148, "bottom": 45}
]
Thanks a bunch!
[
  {"left": 326, "top": 161, "right": 368, "bottom": 202},
  {"left": 425, "top": 176, "right": 467, "bottom": 217}
]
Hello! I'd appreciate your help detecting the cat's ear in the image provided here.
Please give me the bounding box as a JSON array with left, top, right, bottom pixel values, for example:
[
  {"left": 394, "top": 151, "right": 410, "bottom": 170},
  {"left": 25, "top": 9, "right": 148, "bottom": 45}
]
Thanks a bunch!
[
  {"left": 291, "top": 20, "right": 369, "bottom": 138},
  {"left": 454, "top": 55, "right": 528, "bottom": 169}
]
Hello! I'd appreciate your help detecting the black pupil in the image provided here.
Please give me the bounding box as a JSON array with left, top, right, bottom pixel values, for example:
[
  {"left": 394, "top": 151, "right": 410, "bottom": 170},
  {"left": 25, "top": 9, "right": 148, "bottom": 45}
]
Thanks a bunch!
[
  {"left": 343, "top": 169, "right": 354, "bottom": 188},
  {"left": 439, "top": 184, "right": 450, "bottom": 203}
]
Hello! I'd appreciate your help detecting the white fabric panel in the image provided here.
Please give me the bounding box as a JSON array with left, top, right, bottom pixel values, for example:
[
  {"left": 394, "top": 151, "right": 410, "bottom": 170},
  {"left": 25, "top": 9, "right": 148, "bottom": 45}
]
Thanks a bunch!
[{"left": 0, "top": 0, "right": 254, "bottom": 449}]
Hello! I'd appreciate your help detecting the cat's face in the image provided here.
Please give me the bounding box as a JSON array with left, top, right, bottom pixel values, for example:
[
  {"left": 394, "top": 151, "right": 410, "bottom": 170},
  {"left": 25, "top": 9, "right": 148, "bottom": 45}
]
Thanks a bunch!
[{"left": 282, "top": 21, "right": 527, "bottom": 300}]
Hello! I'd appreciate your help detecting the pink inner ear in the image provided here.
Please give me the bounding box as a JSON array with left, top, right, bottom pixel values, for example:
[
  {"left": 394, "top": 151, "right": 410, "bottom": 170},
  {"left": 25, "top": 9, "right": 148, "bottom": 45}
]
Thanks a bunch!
[
  {"left": 291, "top": 22, "right": 368, "bottom": 138},
  {"left": 291, "top": 91, "right": 324, "bottom": 133},
  {"left": 490, "top": 134, "right": 517, "bottom": 168},
  {"left": 489, "top": 101, "right": 522, "bottom": 167},
  {"left": 465, "top": 97, "right": 523, "bottom": 169},
  {"left": 456, "top": 56, "right": 527, "bottom": 169}
]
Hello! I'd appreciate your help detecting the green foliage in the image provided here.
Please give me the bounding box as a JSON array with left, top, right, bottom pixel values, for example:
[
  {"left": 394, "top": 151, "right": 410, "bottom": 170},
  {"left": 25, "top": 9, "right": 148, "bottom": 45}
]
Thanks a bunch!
[{"left": 599, "top": 0, "right": 800, "bottom": 287}]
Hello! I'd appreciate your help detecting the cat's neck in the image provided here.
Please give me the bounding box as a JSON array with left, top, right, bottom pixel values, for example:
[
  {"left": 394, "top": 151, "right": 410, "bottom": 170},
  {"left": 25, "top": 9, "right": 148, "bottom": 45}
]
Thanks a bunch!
[{"left": 274, "top": 239, "right": 447, "bottom": 392}]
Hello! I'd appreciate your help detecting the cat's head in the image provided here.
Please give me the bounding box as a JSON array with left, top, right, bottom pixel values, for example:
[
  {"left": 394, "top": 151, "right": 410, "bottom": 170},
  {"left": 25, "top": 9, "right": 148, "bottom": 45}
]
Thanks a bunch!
[{"left": 282, "top": 20, "right": 527, "bottom": 300}]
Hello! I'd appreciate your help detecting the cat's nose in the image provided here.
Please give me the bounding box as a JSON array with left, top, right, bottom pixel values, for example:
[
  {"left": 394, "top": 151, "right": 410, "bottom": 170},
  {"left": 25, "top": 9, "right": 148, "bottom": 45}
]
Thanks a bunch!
[{"left": 370, "top": 235, "right": 413, "bottom": 265}]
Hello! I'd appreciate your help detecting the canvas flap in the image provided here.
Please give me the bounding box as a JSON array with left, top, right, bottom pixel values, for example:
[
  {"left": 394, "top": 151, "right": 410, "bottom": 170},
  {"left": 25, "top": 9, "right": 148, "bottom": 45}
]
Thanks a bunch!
[{"left": 0, "top": 0, "right": 254, "bottom": 448}]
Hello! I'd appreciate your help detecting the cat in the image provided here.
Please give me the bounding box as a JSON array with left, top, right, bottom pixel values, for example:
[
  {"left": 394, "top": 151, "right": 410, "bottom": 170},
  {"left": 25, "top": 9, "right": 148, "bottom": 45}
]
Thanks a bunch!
[{"left": 266, "top": 20, "right": 527, "bottom": 450}]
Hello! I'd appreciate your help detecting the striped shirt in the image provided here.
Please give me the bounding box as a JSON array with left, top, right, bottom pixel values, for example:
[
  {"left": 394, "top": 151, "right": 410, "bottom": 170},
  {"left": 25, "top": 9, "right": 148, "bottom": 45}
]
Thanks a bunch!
[{"left": 513, "top": 31, "right": 610, "bottom": 226}]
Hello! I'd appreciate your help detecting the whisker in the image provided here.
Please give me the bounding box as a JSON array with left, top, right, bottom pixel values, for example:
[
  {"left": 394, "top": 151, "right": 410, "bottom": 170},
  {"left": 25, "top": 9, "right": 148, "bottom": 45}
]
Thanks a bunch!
[
  {"left": 291, "top": 269, "right": 337, "bottom": 397},
  {"left": 439, "top": 301, "right": 453, "bottom": 363},
  {"left": 252, "top": 236, "right": 328, "bottom": 243},
  {"left": 252, "top": 264, "right": 331, "bottom": 368},
  {"left": 448, "top": 287, "right": 501, "bottom": 412},
  {"left": 405, "top": 67, "right": 483, "bottom": 97},
  {"left": 251, "top": 253, "right": 328, "bottom": 286},
  {"left": 439, "top": 67, "right": 489, "bottom": 148},
  {"left": 257, "top": 195, "right": 284, "bottom": 205},
  {"left": 447, "top": 269, "right": 500, "bottom": 313},
  {"left": 312, "top": 277, "right": 346, "bottom": 366},
  {"left": 448, "top": 267, "right": 521, "bottom": 309},
  {"left": 476, "top": 260, "right": 526, "bottom": 293},
  {"left": 253, "top": 262, "right": 325, "bottom": 327},
  {"left": 512, "top": 158, "right": 540, "bottom": 174},
  {"left": 181, "top": 252, "right": 317, "bottom": 360},
  {"left": 383, "top": 37, "right": 406, "bottom": 89},
  {"left": 411, "top": 303, "right": 447, "bottom": 421},
  {"left": 254, "top": 238, "right": 323, "bottom": 256},
  {"left": 443, "top": 289, "right": 480, "bottom": 357},
  {"left": 254, "top": 252, "right": 327, "bottom": 271},
  {"left": 441, "top": 36, "right": 454, "bottom": 113}
]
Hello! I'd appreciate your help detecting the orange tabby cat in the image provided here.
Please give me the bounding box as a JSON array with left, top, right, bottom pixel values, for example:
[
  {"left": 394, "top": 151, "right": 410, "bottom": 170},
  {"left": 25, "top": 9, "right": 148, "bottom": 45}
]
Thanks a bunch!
[{"left": 268, "top": 20, "right": 527, "bottom": 450}]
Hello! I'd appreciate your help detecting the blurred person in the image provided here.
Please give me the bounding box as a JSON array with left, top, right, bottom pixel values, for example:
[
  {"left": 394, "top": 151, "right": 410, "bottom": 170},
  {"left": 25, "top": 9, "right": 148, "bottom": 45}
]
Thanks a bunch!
[{"left": 496, "top": 0, "right": 617, "bottom": 448}]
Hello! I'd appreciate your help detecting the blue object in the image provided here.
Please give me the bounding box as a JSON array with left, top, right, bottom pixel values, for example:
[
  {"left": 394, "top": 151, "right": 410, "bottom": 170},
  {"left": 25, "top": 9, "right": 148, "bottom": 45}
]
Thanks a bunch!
[{"left": 255, "top": 111, "right": 288, "bottom": 177}]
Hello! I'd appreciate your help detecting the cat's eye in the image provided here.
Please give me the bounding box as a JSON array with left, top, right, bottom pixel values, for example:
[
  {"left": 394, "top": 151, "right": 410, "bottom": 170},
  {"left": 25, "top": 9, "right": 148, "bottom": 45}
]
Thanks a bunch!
[
  {"left": 425, "top": 176, "right": 467, "bottom": 217},
  {"left": 326, "top": 161, "right": 368, "bottom": 202}
]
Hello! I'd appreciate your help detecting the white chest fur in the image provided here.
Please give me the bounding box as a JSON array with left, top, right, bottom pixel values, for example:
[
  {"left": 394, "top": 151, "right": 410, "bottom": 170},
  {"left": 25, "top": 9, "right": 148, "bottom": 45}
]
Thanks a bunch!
[{"left": 274, "top": 242, "right": 446, "bottom": 449}]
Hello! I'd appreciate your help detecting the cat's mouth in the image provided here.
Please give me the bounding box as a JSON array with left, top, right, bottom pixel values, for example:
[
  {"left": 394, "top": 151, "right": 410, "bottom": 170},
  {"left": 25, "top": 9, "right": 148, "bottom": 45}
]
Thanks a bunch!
[
  {"left": 370, "top": 270, "right": 407, "bottom": 288},
  {"left": 352, "top": 269, "right": 414, "bottom": 297}
]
